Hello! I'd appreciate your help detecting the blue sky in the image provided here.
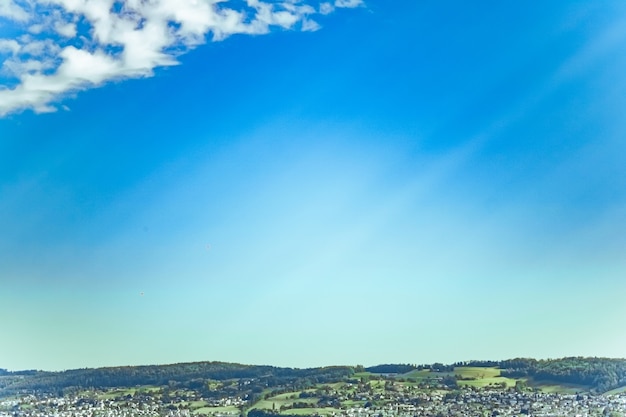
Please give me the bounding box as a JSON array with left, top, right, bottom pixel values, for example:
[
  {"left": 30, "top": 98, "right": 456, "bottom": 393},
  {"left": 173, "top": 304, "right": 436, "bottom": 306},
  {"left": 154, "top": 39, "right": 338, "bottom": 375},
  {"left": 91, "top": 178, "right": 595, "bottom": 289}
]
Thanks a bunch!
[{"left": 1, "top": 0, "right": 626, "bottom": 371}]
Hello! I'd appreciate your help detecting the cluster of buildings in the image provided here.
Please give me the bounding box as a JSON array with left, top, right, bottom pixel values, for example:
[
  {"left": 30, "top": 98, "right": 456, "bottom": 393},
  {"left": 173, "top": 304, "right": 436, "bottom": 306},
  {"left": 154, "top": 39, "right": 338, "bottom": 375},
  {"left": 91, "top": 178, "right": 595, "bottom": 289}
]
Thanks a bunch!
[
  {"left": 343, "top": 390, "right": 626, "bottom": 417},
  {"left": 2, "top": 387, "right": 626, "bottom": 417},
  {"left": 0, "top": 394, "right": 191, "bottom": 417}
]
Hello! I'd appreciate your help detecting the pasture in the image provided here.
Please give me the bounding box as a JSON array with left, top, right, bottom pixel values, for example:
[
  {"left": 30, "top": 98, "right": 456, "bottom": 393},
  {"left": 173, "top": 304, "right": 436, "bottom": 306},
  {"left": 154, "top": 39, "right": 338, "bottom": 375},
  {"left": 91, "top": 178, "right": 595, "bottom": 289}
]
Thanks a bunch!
[
  {"left": 280, "top": 408, "right": 342, "bottom": 416},
  {"left": 193, "top": 405, "right": 240, "bottom": 415},
  {"left": 251, "top": 392, "right": 319, "bottom": 412},
  {"left": 457, "top": 377, "right": 517, "bottom": 388},
  {"left": 97, "top": 385, "right": 160, "bottom": 399},
  {"left": 454, "top": 367, "right": 501, "bottom": 379},
  {"left": 401, "top": 369, "right": 435, "bottom": 380},
  {"left": 533, "top": 382, "right": 589, "bottom": 394},
  {"left": 605, "top": 386, "right": 626, "bottom": 395}
]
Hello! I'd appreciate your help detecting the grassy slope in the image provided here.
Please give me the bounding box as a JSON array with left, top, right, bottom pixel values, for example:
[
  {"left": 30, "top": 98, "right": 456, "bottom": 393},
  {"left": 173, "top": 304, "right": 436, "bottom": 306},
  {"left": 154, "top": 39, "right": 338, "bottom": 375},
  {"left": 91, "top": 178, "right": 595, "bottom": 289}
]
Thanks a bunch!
[
  {"left": 280, "top": 408, "right": 342, "bottom": 416},
  {"left": 193, "top": 406, "right": 240, "bottom": 415},
  {"left": 401, "top": 366, "right": 591, "bottom": 393},
  {"left": 250, "top": 391, "right": 319, "bottom": 412},
  {"left": 604, "top": 386, "right": 626, "bottom": 395},
  {"left": 455, "top": 367, "right": 517, "bottom": 388},
  {"left": 453, "top": 367, "right": 591, "bottom": 393},
  {"left": 96, "top": 385, "right": 161, "bottom": 399}
]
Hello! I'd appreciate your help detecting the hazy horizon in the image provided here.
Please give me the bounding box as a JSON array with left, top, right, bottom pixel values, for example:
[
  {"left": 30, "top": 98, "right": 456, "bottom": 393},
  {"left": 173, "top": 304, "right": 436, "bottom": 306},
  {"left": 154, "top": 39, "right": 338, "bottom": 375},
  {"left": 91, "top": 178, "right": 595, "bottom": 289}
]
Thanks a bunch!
[
  {"left": 2, "top": 0, "right": 626, "bottom": 372},
  {"left": 8, "top": 354, "right": 626, "bottom": 374}
]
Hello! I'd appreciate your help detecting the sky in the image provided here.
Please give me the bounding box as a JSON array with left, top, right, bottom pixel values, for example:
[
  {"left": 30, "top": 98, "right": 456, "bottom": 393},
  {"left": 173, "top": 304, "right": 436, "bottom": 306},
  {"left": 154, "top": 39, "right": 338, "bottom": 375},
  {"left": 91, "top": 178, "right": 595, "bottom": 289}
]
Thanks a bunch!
[{"left": 1, "top": 0, "right": 626, "bottom": 372}]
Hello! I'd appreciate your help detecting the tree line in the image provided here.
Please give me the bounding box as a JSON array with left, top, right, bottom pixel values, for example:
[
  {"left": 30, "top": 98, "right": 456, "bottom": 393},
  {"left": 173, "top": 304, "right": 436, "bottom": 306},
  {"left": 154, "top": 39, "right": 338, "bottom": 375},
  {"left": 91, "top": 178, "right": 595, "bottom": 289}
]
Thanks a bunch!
[
  {"left": 0, "top": 362, "right": 355, "bottom": 397},
  {"left": 3, "top": 357, "right": 626, "bottom": 397},
  {"left": 495, "top": 357, "right": 626, "bottom": 392}
]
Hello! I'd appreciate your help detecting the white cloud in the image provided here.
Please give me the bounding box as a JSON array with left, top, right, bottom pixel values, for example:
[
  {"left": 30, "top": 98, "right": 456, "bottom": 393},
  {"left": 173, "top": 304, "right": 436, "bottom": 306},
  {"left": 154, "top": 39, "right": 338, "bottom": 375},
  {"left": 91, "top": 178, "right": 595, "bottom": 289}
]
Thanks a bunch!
[
  {"left": 334, "top": 0, "right": 362, "bottom": 8},
  {"left": 319, "top": 3, "right": 334, "bottom": 15},
  {"left": 28, "top": 23, "right": 45, "bottom": 34},
  {"left": 21, "top": 38, "right": 60, "bottom": 56},
  {"left": 3, "top": 56, "right": 56, "bottom": 77},
  {"left": 1, "top": 38, "right": 61, "bottom": 78},
  {"left": 0, "top": 39, "right": 21, "bottom": 54},
  {"left": 0, "top": 0, "right": 364, "bottom": 116},
  {"left": 0, "top": 0, "right": 30, "bottom": 22},
  {"left": 301, "top": 18, "right": 321, "bottom": 32},
  {"left": 54, "top": 22, "right": 77, "bottom": 38}
]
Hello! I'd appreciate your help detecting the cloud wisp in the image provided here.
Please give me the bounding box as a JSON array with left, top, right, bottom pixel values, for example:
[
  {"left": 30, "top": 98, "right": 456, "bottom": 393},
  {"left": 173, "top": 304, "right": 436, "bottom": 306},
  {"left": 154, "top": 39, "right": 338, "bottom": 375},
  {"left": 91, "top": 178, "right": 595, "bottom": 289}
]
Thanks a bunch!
[{"left": 0, "top": 0, "right": 363, "bottom": 116}]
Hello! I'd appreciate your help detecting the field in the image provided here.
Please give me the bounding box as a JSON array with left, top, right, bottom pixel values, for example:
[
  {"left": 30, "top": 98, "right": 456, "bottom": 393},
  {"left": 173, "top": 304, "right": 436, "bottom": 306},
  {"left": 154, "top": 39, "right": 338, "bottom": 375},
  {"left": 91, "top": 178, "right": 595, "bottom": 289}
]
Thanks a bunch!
[
  {"left": 280, "top": 408, "right": 342, "bottom": 415},
  {"left": 324, "top": 366, "right": 604, "bottom": 397},
  {"left": 450, "top": 368, "right": 592, "bottom": 393},
  {"left": 530, "top": 380, "right": 591, "bottom": 394},
  {"left": 605, "top": 386, "right": 626, "bottom": 395},
  {"left": 96, "top": 386, "right": 161, "bottom": 399},
  {"left": 455, "top": 367, "right": 501, "bottom": 379},
  {"left": 339, "top": 400, "right": 366, "bottom": 408},
  {"left": 250, "top": 391, "right": 319, "bottom": 412},
  {"left": 457, "top": 377, "right": 518, "bottom": 388},
  {"left": 402, "top": 369, "right": 444, "bottom": 380},
  {"left": 193, "top": 405, "right": 240, "bottom": 415},
  {"left": 454, "top": 367, "right": 518, "bottom": 388}
]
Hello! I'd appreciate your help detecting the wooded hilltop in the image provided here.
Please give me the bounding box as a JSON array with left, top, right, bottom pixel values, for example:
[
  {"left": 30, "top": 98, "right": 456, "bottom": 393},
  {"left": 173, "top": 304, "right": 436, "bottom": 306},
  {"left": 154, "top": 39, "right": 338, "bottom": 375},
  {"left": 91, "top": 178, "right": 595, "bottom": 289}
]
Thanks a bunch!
[{"left": 2, "top": 357, "right": 626, "bottom": 398}]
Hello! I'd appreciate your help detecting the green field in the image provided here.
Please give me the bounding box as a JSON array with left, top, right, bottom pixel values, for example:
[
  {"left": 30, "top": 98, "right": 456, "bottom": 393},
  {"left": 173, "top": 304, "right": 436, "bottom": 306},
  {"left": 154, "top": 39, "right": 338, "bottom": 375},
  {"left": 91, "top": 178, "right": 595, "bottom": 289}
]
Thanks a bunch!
[
  {"left": 340, "top": 400, "right": 366, "bottom": 408},
  {"left": 533, "top": 382, "right": 589, "bottom": 394},
  {"left": 251, "top": 392, "right": 319, "bottom": 412},
  {"left": 604, "top": 385, "right": 626, "bottom": 395},
  {"left": 280, "top": 408, "right": 341, "bottom": 416},
  {"left": 271, "top": 392, "right": 307, "bottom": 400},
  {"left": 365, "top": 379, "right": 386, "bottom": 390},
  {"left": 454, "top": 367, "right": 501, "bottom": 379},
  {"left": 96, "top": 385, "right": 161, "bottom": 399},
  {"left": 451, "top": 367, "right": 594, "bottom": 393},
  {"left": 184, "top": 400, "right": 209, "bottom": 409},
  {"left": 453, "top": 367, "right": 517, "bottom": 388},
  {"left": 402, "top": 369, "right": 434, "bottom": 379},
  {"left": 193, "top": 406, "right": 240, "bottom": 415},
  {"left": 457, "top": 377, "right": 518, "bottom": 388}
]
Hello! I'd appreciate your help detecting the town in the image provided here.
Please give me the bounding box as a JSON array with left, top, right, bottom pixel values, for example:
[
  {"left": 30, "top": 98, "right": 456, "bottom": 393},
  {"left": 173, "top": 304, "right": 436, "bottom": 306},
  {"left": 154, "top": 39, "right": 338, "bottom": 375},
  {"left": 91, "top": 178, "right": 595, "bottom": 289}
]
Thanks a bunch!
[{"left": 2, "top": 372, "right": 626, "bottom": 417}]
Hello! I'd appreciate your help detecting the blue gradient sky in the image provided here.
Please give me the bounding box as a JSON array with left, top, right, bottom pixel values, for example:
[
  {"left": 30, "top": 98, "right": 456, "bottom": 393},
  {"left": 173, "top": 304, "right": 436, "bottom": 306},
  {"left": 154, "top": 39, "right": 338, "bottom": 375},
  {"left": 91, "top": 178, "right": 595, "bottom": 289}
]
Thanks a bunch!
[{"left": 2, "top": 1, "right": 626, "bottom": 371}]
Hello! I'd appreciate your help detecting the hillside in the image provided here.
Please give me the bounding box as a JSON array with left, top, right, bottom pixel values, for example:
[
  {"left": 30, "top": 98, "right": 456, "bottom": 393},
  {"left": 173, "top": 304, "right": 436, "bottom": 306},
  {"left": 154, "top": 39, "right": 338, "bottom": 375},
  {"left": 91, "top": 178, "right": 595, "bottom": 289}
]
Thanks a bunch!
[
  {"left": 2, "top": 357, "right": 626, "bottom": 399},
  {"left": 0, "top": 362, "right": 355, "bottom": 398}
]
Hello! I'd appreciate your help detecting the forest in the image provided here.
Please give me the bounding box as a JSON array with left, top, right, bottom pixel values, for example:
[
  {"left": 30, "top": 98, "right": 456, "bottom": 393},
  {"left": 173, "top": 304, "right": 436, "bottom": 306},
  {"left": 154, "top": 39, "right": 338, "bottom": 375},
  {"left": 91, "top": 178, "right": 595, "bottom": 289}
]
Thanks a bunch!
[
  {"left": 365, "top": 358, "right": 626, "bottom": 393},
  {"left": 495, "top": 357, "right": 626, "bottom": 392},
  {"left": 0, "top": 362, "right": 355, "bottom": 397}
]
